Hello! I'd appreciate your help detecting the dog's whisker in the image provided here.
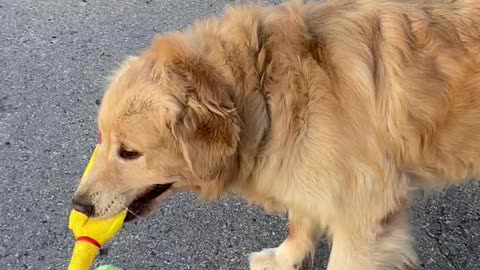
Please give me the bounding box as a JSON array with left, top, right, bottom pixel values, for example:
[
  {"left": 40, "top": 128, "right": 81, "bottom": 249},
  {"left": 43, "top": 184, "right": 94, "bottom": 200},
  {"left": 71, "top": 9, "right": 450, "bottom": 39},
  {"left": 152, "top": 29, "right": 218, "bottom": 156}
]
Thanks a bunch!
[{"left": 122, "top": 205, "right": 146, "bottom": 221}]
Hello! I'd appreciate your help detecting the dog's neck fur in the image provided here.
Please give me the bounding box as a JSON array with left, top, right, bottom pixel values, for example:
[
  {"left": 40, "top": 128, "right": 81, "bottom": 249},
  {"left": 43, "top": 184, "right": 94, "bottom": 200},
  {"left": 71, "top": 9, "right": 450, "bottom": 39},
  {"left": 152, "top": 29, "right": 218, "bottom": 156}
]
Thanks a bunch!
[{"left": 186, "top": 6, "right": 275, "bottom": 198}]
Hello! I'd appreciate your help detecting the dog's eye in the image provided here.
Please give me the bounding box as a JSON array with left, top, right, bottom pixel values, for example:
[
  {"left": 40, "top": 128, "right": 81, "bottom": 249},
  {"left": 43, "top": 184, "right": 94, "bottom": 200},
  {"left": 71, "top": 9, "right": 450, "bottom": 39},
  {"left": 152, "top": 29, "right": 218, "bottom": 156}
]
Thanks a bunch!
[{"left": 119, "top": 146, "right": 141, "bottom": 160}]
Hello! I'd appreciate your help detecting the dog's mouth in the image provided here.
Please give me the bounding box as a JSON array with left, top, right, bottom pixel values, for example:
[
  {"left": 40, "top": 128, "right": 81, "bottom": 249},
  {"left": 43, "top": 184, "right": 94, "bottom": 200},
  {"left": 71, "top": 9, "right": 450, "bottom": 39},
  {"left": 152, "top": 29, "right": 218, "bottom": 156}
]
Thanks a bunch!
[{"left": 125, "top": 183, "right": 173, "bottom": 222}]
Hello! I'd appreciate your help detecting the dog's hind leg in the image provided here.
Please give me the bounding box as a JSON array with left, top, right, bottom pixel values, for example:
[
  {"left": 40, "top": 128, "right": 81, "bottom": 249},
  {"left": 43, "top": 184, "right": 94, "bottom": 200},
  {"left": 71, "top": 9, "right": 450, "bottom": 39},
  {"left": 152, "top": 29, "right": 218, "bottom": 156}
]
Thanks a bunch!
[
  {"left": 327, "top": 208, "right": 417, "bottom": 270},
  {"left": 249, "top": 210, "right": 320, "bottom": 270}
]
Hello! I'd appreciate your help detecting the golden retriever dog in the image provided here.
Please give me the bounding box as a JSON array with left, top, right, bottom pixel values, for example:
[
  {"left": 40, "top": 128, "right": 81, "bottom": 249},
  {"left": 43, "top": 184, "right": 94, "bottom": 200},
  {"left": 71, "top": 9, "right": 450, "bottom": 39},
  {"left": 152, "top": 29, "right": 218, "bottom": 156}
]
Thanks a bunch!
[{"left": 72, "top": 0, "right": 480, "bottom": 269}]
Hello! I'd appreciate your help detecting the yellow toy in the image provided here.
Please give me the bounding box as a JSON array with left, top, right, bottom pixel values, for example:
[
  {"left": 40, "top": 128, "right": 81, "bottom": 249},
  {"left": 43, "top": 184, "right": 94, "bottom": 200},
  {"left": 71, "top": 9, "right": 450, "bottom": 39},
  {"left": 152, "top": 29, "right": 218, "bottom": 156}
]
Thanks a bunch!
[{"left": 67, "top": 145, "right": 127, "bottom": 270}]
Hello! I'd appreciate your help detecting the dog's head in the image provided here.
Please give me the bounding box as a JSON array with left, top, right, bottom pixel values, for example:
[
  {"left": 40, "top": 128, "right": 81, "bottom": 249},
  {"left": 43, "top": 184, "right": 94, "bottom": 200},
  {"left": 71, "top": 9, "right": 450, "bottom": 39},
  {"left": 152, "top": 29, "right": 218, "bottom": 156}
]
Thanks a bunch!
[{"left": 72, "top": 35, "right": 241, "bottom": 221}]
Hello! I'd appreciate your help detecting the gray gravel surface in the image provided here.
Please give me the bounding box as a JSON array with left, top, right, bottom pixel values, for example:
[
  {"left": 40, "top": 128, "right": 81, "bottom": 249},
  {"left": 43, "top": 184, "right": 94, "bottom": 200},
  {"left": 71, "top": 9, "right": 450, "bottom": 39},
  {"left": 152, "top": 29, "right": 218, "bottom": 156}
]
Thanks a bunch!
[{"left": 0, "top": 0, "right": 479, "bottom": 269}]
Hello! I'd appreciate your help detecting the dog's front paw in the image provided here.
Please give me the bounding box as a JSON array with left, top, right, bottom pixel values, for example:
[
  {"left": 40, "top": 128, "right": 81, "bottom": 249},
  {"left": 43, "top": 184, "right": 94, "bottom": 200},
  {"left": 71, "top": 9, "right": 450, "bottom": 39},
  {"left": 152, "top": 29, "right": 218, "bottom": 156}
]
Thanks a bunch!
[{"left": 249, "top": 248, "right": 300, "bottom": 270}]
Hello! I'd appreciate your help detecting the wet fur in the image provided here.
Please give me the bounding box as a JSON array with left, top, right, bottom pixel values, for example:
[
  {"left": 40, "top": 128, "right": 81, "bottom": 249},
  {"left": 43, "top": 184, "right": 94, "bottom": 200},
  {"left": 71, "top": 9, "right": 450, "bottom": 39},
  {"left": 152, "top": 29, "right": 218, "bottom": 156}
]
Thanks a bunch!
[{"left": 73, "top": 0, "right": 480, "bottom": 269}]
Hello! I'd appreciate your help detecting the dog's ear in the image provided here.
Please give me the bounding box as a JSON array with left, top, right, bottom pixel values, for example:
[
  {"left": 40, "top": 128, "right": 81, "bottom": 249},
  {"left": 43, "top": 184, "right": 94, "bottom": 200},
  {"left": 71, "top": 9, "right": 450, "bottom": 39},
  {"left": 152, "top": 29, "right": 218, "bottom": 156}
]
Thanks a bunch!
[{"left": 150, "top": 36, "right": 241, "bottom": 197}]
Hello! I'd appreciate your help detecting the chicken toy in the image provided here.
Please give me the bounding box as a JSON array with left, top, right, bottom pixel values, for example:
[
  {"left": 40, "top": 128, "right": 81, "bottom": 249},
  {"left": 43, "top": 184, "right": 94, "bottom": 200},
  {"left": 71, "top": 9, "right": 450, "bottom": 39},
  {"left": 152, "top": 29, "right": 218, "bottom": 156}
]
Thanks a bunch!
[{"left": 67, "top": 145, "right": 125, "bottom": 270}]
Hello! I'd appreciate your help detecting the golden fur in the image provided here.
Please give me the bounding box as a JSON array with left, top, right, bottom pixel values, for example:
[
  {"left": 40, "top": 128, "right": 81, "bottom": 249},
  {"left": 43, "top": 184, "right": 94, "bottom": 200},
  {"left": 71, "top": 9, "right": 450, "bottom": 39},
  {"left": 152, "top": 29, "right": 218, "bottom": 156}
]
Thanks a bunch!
[{"left": 73, "top": 0, "right": 480, "bottom": 269}]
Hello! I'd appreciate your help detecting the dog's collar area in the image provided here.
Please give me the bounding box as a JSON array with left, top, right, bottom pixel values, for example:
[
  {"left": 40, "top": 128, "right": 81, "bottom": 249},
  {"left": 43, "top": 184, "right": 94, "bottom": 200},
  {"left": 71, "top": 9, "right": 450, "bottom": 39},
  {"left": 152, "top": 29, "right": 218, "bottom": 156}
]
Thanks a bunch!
[{"left": 254, "top": 18, "right": 272, "bottom": 153}]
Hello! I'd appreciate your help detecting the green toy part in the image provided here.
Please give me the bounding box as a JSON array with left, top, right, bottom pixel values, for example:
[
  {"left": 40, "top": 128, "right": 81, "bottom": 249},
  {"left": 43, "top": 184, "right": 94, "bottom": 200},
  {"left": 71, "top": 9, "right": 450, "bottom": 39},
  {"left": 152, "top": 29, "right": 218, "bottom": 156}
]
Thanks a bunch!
[{"left": 95, "top": 265, "right": 122, "bottom": 270}]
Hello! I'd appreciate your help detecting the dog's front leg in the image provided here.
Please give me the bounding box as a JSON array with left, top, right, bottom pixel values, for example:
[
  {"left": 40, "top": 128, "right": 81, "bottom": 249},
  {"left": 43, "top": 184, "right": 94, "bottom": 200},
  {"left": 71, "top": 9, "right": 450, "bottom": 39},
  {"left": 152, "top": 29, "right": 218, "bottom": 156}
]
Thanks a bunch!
[
  {"left": 249, "top": 210, "right": 320, "bottom": 270},
  {"left": 327, "top": 208, "right": 417, "bottom": 270}
]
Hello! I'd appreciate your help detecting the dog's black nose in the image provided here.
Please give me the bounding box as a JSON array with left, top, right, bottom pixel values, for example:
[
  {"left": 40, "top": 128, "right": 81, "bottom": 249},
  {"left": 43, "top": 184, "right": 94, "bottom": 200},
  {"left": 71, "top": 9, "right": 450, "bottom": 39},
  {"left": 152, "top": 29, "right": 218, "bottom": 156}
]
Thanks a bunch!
[{"left": 72, "top": 196, "right": 94, "bottom": 216}]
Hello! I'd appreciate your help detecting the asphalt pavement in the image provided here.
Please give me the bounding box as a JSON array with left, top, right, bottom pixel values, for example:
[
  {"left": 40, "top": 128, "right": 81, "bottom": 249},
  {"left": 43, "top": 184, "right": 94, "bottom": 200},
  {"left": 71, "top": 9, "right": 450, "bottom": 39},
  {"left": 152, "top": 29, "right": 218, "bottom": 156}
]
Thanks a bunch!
[{"left": 0, "top": 0, "right": 479, "bottom": 269}]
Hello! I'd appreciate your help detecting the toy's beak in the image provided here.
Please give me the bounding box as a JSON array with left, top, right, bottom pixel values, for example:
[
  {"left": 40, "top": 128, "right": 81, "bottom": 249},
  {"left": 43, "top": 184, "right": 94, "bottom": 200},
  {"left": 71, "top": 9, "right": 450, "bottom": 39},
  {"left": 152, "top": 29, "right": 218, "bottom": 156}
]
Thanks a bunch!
[{"left": 81, "top": 145, "right": 99, "bottom": 181}]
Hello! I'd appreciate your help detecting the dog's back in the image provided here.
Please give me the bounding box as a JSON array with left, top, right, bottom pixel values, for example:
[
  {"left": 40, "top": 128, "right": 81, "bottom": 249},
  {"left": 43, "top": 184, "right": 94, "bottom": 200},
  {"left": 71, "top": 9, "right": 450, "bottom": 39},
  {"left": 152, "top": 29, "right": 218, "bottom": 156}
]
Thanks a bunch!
[{"left": 257, "top": 0, "right": 480, "bottom": 186}]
